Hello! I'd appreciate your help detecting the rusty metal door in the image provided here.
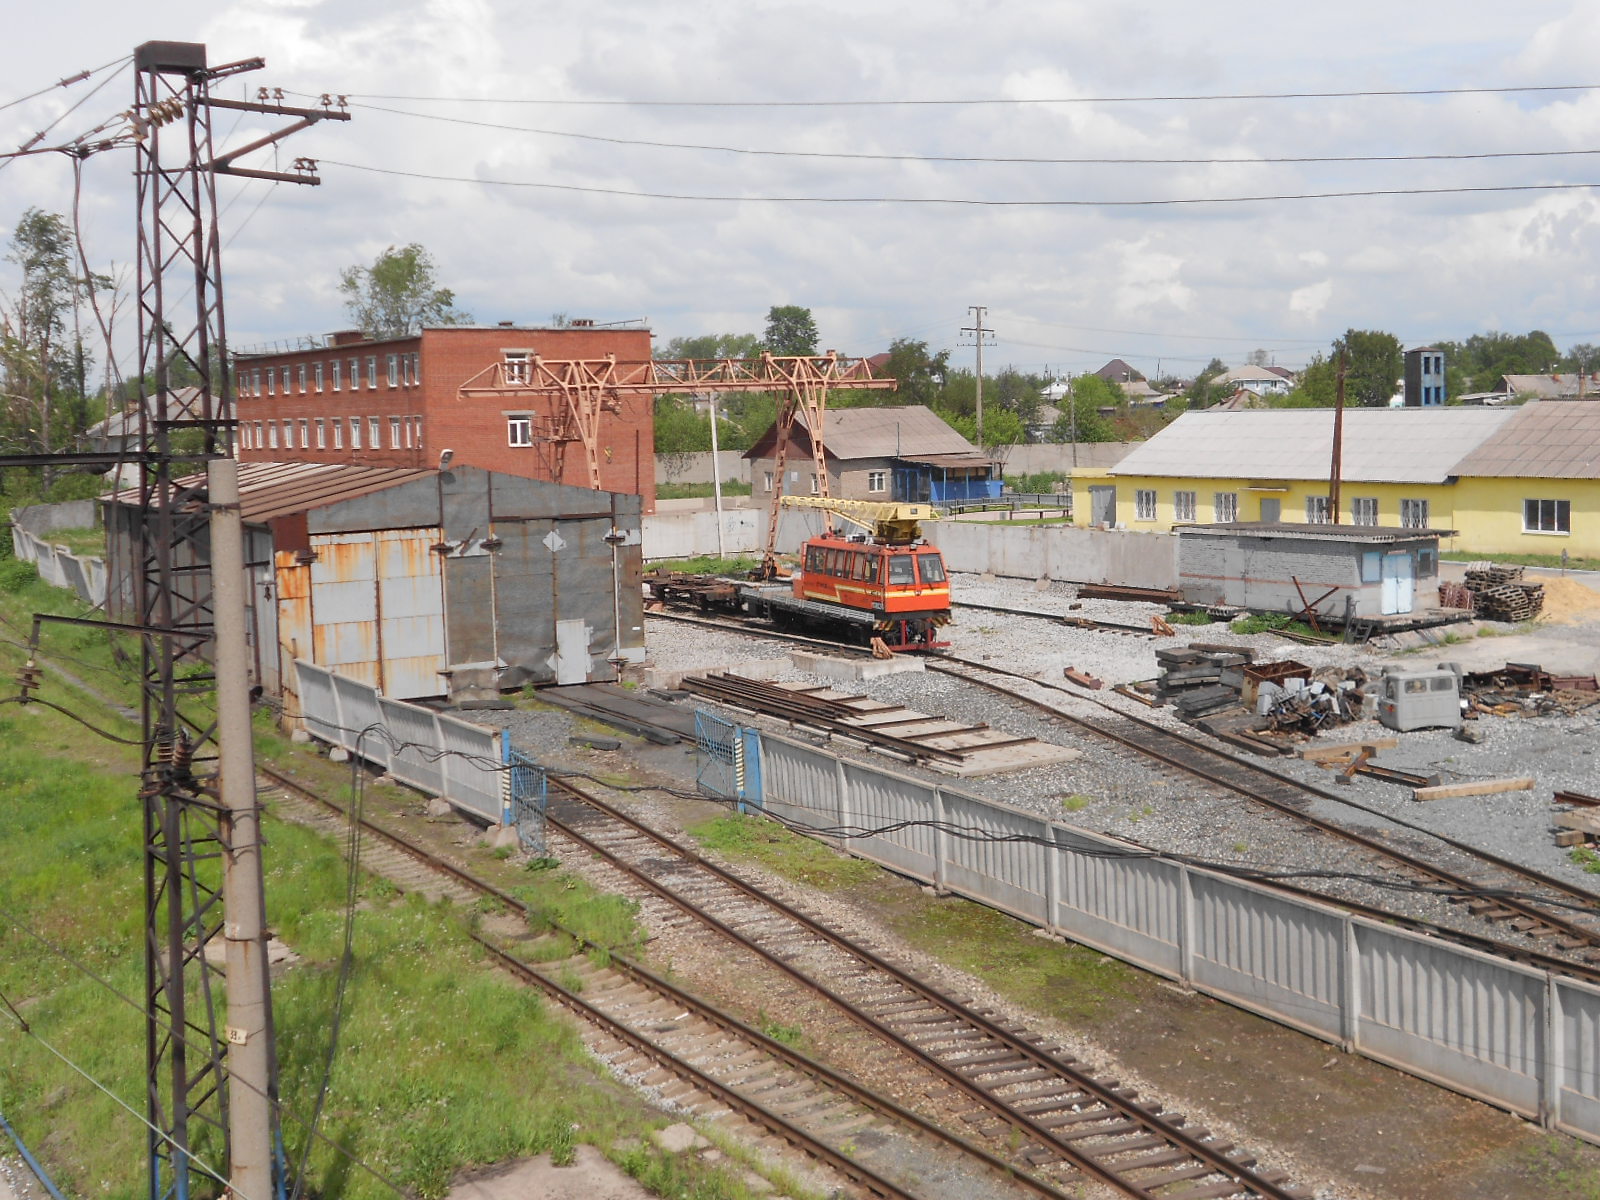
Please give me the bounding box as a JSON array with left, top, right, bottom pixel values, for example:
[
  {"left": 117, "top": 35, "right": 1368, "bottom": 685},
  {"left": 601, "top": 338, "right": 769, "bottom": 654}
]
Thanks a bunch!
[
  {"left": 376, "top": 528, "right": 446, "bottom": 698},
  {"left": 309, "top": 532, "right": 380, "bottom": 689}
]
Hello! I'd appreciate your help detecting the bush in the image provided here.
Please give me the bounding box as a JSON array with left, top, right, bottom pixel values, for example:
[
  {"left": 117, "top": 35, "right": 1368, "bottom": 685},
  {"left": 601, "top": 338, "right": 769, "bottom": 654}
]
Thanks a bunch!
[
  {"left": 1005, "top": 471, "right": 1069, "bottom": 494},
  {"left": 0, "top": 560, "right": 38, "bottom": 593}
]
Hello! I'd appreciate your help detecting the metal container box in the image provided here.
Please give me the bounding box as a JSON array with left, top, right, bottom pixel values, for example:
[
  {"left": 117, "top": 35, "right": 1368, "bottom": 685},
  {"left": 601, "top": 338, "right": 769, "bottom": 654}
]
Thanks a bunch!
[{"left": 1376, "top": 666, "right": 1462, "bottom": 731}]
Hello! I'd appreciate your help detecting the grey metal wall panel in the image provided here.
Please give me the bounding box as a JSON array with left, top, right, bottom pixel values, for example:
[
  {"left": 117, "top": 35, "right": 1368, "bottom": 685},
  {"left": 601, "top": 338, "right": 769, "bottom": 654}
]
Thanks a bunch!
[
  {"left": 294, "top": 661, "right": 342, "bottom": 745},
  {"left": 1191, "top": 874, "right": 1344, "bottom": 1038},
  {"left": 1558, "top": 980, "right": 1600, "bottom": 1139},
  {"left": 939, "top": 792, "right": 1050, "bottom": 923},
  {"left": 840, "top": 763, "right": 940, "bottom": 879},
  {"left": 380, "top": 697, "right": 447, "bottom": 797},
  {"left": 760, "top": 737, "right": 848, "bottom": 834},
  {"left": 1052, "top": 830, "right": 1183, "bottom": 973},
  {"left": 330, "top": 671, "right": 387, "bottom": 767},
  {"left": 487, "top": 520, "right": 556, "bottom": 681},
  {"left": 1357, "top": 925, "right": 1544, "bottom": 1113},
  {"left": 436, "top": 713, "right": 504, "bottom": 820},
  {"left": 445, "top": 555, "right": 496, "bottom": 666}
]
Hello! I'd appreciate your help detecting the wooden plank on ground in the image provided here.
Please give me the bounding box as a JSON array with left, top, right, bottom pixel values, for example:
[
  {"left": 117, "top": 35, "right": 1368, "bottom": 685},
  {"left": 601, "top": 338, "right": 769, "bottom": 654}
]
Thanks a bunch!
[
  {"left": 1412, "top": 776, "right": 1536, "bottom": 802},
  {"left": 1554, "top": 810, "right": 1600, "bottom": 835},
  {"left": 1300, "top": 738, "right": 1398, "bottom": 762}
]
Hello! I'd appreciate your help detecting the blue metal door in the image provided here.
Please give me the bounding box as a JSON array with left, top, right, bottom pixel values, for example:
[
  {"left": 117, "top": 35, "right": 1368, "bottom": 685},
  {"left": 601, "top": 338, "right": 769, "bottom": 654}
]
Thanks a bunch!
[
  {"left": 695, "top": 710, "right": 763, "bottom": 813},
  {"left": 505, "top": 744, "right": 549, "bottom": 854}
]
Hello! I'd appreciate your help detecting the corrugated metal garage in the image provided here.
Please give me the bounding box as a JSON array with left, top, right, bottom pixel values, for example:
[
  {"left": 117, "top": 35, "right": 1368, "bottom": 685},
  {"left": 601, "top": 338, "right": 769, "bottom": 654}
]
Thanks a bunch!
[{"left": 104, "top": 462, "right": 643, "bottom": 707}]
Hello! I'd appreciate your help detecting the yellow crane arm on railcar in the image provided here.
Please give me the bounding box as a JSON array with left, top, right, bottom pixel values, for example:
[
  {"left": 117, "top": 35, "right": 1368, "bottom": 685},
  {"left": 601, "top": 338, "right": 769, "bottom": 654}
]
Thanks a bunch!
[{"left": 779, "top": 495, "right": 942, "bottom": 544}]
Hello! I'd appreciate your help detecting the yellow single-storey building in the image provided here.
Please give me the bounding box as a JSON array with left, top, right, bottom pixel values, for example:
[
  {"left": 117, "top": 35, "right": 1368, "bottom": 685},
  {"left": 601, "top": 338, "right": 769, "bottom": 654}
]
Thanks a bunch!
[{"left": 1073, "top": 401, "right": 1600, "bottom": 559}]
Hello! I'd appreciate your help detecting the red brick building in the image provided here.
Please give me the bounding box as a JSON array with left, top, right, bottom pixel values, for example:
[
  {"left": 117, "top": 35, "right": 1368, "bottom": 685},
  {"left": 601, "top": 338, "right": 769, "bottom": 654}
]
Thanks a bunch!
[{"left": 234, "top": 322, "right": 656, "bottom": 509}]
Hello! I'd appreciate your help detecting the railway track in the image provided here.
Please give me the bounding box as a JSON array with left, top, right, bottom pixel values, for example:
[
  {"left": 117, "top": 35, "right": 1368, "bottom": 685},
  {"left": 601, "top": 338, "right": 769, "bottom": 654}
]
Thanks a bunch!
[
  {"left": 929, "top": 655, "right": 1600, "bottom": 966},
  {"left": 253, "top": 765, "right": 1067, "bottom": 1200},
  {"left": 540, "top": 775, "right": 1313, "bottom": 1200},
  {"left": 644, "top": 606, "right": 1600, "bottom": 976}
]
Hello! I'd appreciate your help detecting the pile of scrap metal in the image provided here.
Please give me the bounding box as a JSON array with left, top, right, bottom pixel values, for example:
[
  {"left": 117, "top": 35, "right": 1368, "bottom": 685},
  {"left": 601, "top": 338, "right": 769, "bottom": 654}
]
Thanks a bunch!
[
  {"left": 1462, "top": 662, "right": 1600, "bottom": 717},
  {"left": 1151, "top": 644, "right": 1371, "bottom": 735},
  {"left": 1440, "top": 563, "right": 1546, "bottom": 621}
]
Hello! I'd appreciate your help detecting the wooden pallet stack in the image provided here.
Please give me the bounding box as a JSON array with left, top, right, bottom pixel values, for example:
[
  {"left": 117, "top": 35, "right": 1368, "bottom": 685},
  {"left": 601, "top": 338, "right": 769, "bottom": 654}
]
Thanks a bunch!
[{"left": 1462, "top": 562, "right": 1544, "bottom": 621}]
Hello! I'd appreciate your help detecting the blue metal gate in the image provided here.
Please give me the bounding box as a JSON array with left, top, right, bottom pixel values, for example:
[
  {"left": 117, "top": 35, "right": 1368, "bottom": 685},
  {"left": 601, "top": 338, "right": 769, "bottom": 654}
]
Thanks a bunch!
[
  {"left": 694, "top": 710, "right": 762, "bottom": 812},
  {"left": 504, "top": 736, "right": 549, "bottom": 854}
]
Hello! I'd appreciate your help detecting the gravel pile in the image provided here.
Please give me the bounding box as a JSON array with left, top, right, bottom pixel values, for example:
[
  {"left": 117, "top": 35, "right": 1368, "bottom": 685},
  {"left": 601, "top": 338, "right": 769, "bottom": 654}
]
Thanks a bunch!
[{"left": 640, "top": 572, "right": 1600, "bottom": 949}]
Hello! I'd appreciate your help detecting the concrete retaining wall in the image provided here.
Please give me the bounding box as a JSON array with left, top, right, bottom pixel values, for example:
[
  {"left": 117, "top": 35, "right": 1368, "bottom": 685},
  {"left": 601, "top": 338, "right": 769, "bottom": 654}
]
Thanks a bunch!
[
  {"left": 12, "top": 500, "right": 98, "bottom": 536},
  {"left": 924, "top": 522, "right": 1177, "bottom": 588}
]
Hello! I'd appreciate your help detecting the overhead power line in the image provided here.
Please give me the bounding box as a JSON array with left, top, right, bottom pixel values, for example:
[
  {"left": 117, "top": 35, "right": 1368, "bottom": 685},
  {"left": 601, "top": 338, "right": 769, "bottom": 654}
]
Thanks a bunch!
[
  {"left": 339, "top": 81, "right": 1600, "bottom": 107},
  {"left": 341, "top": 100, "right": 1600, "bottom": 167},
  {"left": 0, "top": 54, "right": 130, "bottom": 114},
  {"left": 319, "top": 159, "right": 1600, "bottom": 208}
]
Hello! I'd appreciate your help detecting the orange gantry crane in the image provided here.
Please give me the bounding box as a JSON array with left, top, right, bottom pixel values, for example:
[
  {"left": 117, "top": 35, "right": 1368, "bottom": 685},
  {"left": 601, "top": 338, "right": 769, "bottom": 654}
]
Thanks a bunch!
[{"left": 457, "top": 351, "right": 898, "bottom": 571}]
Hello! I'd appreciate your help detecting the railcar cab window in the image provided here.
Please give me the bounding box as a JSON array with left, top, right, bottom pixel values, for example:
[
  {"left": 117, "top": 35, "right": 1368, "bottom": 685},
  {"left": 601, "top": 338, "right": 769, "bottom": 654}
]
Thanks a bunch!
[
  {"left": 887, "top": 554, "right": 915, "bottom": 585},
  {"left": 916, "top": 553, "right": 946, "bottom": 583}
]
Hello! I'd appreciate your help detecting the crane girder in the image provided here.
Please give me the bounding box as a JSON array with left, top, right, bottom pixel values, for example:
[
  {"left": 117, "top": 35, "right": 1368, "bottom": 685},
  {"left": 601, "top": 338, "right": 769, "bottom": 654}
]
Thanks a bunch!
[{"left": 780, "top": 495, "right": 941, "bottom": 544}]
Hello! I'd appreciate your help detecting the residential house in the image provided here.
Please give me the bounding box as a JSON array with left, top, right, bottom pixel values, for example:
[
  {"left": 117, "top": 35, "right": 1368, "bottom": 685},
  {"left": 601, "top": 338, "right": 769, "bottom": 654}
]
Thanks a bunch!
[
  {"left": 1215, "top": 366, "right": 1292, "bottom": 397},
  {"left": 1499, "top": 373, "right": 1599, "bottom": 401},
  {"left": 234, "top": 322, "right": 657, "bottom": 510},
  {"left": 744, "top": 404, "right": 1000, "bottom": 506}
]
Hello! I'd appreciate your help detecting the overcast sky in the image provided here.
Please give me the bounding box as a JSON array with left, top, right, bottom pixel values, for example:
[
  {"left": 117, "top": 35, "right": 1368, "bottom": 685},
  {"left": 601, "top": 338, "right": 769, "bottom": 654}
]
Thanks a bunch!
[{"left": 3, "top": 0, "right": 1600, "bottom": 382}]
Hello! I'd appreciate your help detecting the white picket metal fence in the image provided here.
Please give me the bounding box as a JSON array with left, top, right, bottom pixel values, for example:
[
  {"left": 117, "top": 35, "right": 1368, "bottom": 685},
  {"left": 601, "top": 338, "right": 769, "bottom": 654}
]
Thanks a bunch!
[
  {"left": 294, "top": 659, "right": 506, "bottom": 823},
  {"left": 731, "top": 722, "right": 1600, "bottom": 1146}
]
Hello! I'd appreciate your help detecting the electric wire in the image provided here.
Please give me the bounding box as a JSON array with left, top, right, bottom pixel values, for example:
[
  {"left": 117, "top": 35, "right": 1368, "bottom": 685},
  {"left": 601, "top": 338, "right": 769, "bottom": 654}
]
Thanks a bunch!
[
  {"left": 317, "top": 159, "right": 1600, "bottom": 208},
  {"left": 1, "top": 61, "right": 131, "bottom": 171},
  {"left": 342, "top": 100, "right": 1600, "bottom": 168},
  {"left": 343, "top": 81, "right": 1600, "bottom": 107},
  {"left": 0, "top": 55, "right": 130, "bottom": 115}
]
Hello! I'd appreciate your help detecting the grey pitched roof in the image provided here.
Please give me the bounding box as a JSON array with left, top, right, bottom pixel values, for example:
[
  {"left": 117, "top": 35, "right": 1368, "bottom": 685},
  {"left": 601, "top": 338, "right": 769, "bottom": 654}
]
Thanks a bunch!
[
  {"left": 1450, "top": 401, "right": 1600, "bottom": 479},
  {"left": 1501, "top": 374, "right": 1596, "bottom": 399},
  {"left": 821, "top": 405, "right": 979, "bottom": 459},
  {"left": 1110, "top": 406, "right": 1518, "bottom": 484}
]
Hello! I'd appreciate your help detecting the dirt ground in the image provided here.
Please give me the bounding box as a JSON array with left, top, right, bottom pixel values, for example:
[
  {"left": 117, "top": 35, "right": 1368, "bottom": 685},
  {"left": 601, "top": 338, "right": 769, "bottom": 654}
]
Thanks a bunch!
[{"left": 447, "top": 1146, "right": 655, "bottom": 1200}]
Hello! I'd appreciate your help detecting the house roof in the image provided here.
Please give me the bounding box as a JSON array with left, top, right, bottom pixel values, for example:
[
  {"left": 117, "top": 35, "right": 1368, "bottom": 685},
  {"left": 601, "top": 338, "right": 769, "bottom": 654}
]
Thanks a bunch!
[
  {"left": 1217, "top": 366, "right": 1289, "bottom": 385},
  {"left": 1179, "top": 521, "right": 1454, "bottom": 543},
  {"left": 1449, "top": 401, "right": 1600, "bottom": 479},
  {"left": 743, "top": 404, "right": 980, "bottom": 461},
  {"left": 1500, "top": 373, "right": 1599, "bottom": 399},
  {"left": 1094, "top": 358, "right": 1144, "bottom": 382},
  {"left": 1110, "top": 406, "right": 1518, "bottom": 484},
  {"left": 103, "top": 461, "right": 437, "bottom": 522},
  {"left": 83, "top": 387, "right": 212, "bottom": 439}
]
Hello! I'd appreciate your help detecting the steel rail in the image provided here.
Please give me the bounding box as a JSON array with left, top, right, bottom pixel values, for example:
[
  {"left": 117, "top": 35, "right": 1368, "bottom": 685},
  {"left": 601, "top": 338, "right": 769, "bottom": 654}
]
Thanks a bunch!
[
  {"left": 256, "top": 765, "right": 1066, "bottom": 1200},
  {"left": 544, "top": 777, "right": 1307, "bottom": 1200},
  {"left": 951, "top": 599, "right": 1155, "bottom": 636},
  {"left": 642, "top": 607, "right": 1600, "bottom": 977},
  {"left": 930, "top": 656, "right": 1600, "bottom": 958}
]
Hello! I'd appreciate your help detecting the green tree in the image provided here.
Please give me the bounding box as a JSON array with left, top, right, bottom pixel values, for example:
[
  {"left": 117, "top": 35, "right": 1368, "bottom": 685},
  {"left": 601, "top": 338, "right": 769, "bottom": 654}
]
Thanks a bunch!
[
  {"left": 762, "top": 305, "right": 819, "bottom": 356},
  {"left": 936, "top": 403, "right": 1024, "bottom": 451},
  {"left": 1279, "top": 353, "right": 1336, "bottom": 406},
  {"left": 879, "top": 337, "right": 949, "bottom": 406},
  {"left": 1332, "top": 329, "right": 1402, "bottom": 407},
  {"left": 1047, "top": 375, "right": 1118, "bottom": 443},
  {"left": 1184, "top": 357, "right": 1230, "bottom": 409},
  {"left": 655, "top": 332, "right": 762, "bottom": 360},
  {"left": 1436, "top": 330, "right": 1558, "bottom": 394},
  {"left": 652, "top": 396, "right": 714, "bottom": 455},
  {"left": 339, "top": 243, "right": 469, "bottom": 338}
]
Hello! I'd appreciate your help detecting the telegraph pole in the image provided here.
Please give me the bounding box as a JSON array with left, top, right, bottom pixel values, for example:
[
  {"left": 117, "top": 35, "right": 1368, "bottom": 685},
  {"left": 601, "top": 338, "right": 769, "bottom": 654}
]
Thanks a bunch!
[{"left": 960, "top": 306, "right": 995, "bottom": 445}]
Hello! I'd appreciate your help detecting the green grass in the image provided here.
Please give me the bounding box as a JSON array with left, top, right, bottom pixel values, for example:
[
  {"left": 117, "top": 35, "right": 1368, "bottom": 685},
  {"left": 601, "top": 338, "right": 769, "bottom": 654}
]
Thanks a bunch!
[
  {"left": 882, "top": 897, "right": 1139, "bottom": 1026},
  {"left": 656, "top": 479, "right": 753, "bottom": 500},
  {"left": 1570, "top": 846, "right": 1600, "bottom": 875},
  {"left": 966, "top": 513, "right": 1075, "bottom": 526},
  {"left": 1060, "top": 794, "right": 1091, "bottom": 812},
  {"left": 687, "top": 813, "right": 879, "bottom": 889},
  {"left": 1164, "top": 610, "right": 1215, "bottom": 626},
  {"left": 1228, "top": 612, "right": 1323, "bottom": 638},
  {"left": 22, "top": 524, "right": 107, "bottom": 557},
  {"left": 0, "top": 585, "right": 773, "bottom": 1200},
  {"left": 1442, "top": 550, "right": 1600, "bottom": 573},
  {"left": 647, "top": 554, "right": 762, "bottom": 577}
]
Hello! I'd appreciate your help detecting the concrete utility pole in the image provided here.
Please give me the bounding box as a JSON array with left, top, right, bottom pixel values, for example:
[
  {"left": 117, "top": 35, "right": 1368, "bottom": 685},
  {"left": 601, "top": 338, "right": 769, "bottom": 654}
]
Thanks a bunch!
[
  {"left": 961, "top": 306, "right": 995, "bottom": 446},
  {"left": 1330, "top": 351, "right": 1347, "bottom": 524}
]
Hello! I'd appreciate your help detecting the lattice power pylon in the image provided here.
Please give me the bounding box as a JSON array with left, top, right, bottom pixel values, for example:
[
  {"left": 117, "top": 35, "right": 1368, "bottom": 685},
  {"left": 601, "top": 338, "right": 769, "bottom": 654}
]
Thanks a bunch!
[{"left": 130, "top": 41, "right": 347, "bottom": 1200}]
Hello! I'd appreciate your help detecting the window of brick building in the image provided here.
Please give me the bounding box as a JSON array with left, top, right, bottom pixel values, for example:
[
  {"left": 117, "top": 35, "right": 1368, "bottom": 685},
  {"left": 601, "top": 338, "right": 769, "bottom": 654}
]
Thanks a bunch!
[
  {"left": 368, "top": 416, "right": 380, "bottom": 447},
  {"left": 298, "top": 418, "right": 309, "bottom": 447},
  {"left": 408, "top": 352, "right": 420, "bottom": 384},
  {"left": 315, "top": 418, "right": 326, "bottom": 449},
  {"left": 867, "top": 470, "right": 886, "bottom": 493},
  {"left": 504, "top": 350, "right": 529, "bottom": 384},
  {"left": 266, "top": 369, "right": 275, "bottom": 396},
  {"left": 349, "top": 417, "right": 362, "bottom": 450},
  {"left": 281, "top": 420, "right": 294, "bottom": 449},
  {"left": 332, "top": 418, "right": 343, "bottom": 450},
  {"left": 250, "top": 369, "right": 261, "bottom": 396},
  {"left": 366, "top": 356, "right": 378, "bottom": 389},
  {"left": 507, "top": 415, "right": 533, "bottom": 446},
  {"left": 314, "top": 362, "right": 324, "bottom": 392},
  {"left": 254, "top": 421, "right": 263, "bottom": 448},
  {"left": 386, "top": 354, "right": 399, "bottom": 387},
  {"left": 412, "top": 415, "right": 423, "bottom": 446},
  {"left": 389, "top": 416, "right": 402, "bottom": 449},
  {"left": 348, "top": 358, "right": 359, "bottom": 389},
  {"left": 239, "top": 424, "right": 251, "bottom": 450},
  {"left": 281, "top": 367, "right": 292, "bottom": 393},
  {"left": 297, "top": 364, "right": 307, "bottom": 393},
  {"left": 268, "top": 421, "right": 279, "bottom": 449},
  {"left": 402, "top": 416, "right": 412, "bottom": 449},
  {"left": 331, "top": 360, "right": 342, "bottom": 391}
]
